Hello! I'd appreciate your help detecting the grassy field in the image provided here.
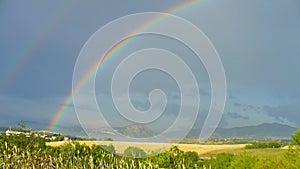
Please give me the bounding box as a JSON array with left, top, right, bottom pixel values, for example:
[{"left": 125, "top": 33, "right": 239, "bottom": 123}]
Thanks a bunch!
[
  {"left": 47, "top": 141, "right": 246, "bottom": 155},
  {"left": 201, "top": 147, "right": 286, "bottom": 159}
]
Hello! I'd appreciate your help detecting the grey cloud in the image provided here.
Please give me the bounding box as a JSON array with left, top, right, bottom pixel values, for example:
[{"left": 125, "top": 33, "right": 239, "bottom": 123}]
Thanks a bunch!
[
  {"left": 233, "top": 102, "right": 242, "bottom": 107},
  {"left": 247, "top": 105, "right": 257, "bottom": 111},
  {"left": 227, "top": 112, "right": 249, "bottom": 120},
  {"left": 264, "top": 104, "right": 300, "bottom": 125},
  {"left": 229, "top": 95, "right": 236, "bottom": 100}
]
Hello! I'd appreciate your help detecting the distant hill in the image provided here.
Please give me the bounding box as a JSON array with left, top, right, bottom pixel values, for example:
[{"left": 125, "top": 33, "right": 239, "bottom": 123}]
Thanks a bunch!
[
  {"left": 187, "top": 123, "right": 296, "bottom": 139},
  {"left": 49, "top": 123, "right": 297, "bottom": 140},
  {"left": 115, "top": 124, "right": 156, "bottom": 138},
  {"left": 5, "top": 122, "right": 294, "bottom": 140}
]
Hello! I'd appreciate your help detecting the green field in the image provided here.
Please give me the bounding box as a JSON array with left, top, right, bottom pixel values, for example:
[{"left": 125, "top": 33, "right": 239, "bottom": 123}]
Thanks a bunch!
[{"left": 202, "top": 148, "right": 286, "bottom": 159}]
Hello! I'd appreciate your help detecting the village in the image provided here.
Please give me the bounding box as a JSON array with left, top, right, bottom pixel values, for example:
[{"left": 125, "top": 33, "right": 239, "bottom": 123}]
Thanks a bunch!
[{"left": 4, "top": 127, "right": 70, "bottom": 141}]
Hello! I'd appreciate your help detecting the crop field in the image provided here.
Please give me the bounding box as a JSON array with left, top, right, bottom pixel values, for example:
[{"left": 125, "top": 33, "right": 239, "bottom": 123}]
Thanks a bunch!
[
  {"left": 47, "top": 141, "right": 246, "bottom": 155},
  {"left": 2, "top": 131, "right": 300, "bottom": 168}
]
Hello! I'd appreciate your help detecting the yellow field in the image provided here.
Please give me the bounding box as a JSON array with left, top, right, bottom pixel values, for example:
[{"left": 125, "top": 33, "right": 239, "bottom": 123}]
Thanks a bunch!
[{"left": 46, "top": 141, "right": 246, "bottom": 155}]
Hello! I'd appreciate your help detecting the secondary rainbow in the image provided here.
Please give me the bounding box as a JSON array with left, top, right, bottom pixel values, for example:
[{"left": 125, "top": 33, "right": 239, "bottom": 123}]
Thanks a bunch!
[
  {"left": 0, "top": 2, "right": 78, "bottom": 92},
  {"left": 48, "top": 0, "right": 201, "bottom": 131}
]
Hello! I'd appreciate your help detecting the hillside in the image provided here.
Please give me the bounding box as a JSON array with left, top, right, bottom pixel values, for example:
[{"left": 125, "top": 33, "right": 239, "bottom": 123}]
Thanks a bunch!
[
  {"left": 16, "top": 122, "right": 295, "bottom": 140},
  {"left": 187, "top": 123, "right": 296, "bottom": 139},
  {"left": 115, "top": 124, "right": 156, "bottom": 138}
]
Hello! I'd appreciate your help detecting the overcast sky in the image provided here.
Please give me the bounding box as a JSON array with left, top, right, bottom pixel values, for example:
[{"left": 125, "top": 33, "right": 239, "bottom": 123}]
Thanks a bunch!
[{"left": 0, "top": 0, "right": 299, "bottom": 131}]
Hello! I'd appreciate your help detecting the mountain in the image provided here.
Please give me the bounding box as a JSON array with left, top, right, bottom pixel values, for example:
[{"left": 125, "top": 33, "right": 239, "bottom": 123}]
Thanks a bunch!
[
  {"left": 115, "top": 124, "right": 156, "bottom": 138},
  {"left": 187, "top": 123, "right": 296, "bottom": 139},
  {"left": 7, "top": 121, "right": 294, "bottom": 140}
]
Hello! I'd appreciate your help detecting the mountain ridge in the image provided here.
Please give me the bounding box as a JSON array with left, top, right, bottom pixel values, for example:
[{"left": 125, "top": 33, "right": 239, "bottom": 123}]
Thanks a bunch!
[
  {"left": 2, "top": 122, "right": 295, "bottom": 140},
  {"left": 186, "top": 122, "right": 296, "bottom": 139}
]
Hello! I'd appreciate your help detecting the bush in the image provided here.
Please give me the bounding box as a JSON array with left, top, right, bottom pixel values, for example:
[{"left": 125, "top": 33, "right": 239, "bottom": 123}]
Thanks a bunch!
[
  {"left": 283, "top": 128, "right": 300, "bottom": 168},
  {"left": 184, "top": 151, "right": 199, "bottom": 164},
  {"left": 291, "top": 128, "right": 300, "bottom": 146},
  {"left": 253, "top": 158, "right": 283, "bottom": 169},
  {"left": 123, "top": 146, "right": 147, "bottom": 158},
  {"left": 245, "top": 141, "right": 282, "bottom": 149},
  {"left": 205, "top": 153, "right": 234, "bottom": 169},
  {"left": 229, "top": 153, "right": 259, "bottom": 169},
  {"left": 100, "top": 144, "right": 115, "bottom": 153},
  {"left": 103, "top": 137, "right": 113, "bottom": 141}
]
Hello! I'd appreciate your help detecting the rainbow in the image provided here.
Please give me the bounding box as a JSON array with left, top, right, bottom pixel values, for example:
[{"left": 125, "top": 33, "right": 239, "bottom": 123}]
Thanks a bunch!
[
  {"left": 0, "top": 2, "right": 78, "bottom": 92},
  {"left": 48, "top": 0, "right": 201, "bottom": 131}
]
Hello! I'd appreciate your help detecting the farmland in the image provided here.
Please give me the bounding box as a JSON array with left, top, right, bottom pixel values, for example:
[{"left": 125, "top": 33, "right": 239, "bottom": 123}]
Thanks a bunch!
[
  {"left": 47, "top": 141, "right": 246, "bottom": 156},
  {"left": 1, "top": 128, "right": 300, "bottom": 168}
]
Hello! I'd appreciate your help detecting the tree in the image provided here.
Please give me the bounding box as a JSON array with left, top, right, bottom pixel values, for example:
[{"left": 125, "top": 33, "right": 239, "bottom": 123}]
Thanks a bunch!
[
  {"left": 123, "top": 146, "right": 146, "bottom": 158},
  {"left": 100, "top": 144, "right": 115, "bottom": 154},
  {"left": 291, "top": 128, "right": 300, "bottom": 146},
  {"left": 284, "top": 128, "right": 300, "bottom": 168},
  {"left": 206, "top": 153, "right": 234, "bottom": 169},
  {"left": 103, "top": 137, "right": 113, "bottom": 141},
  {"left": 18, "top": 120, "right": 26, "bottom": 130}
]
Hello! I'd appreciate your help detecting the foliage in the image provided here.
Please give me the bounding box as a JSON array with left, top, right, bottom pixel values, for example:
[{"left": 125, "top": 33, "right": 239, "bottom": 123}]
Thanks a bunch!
[
  {"left": 229, "top": 153, "right": 259, "bottom": 169},
  {"left": 100, "top": 144, "right": 115, "bottom": 154},
  {"left": 283, "top": 128, "right": 300, "bottom": 168},
  {"left": 123, "top": 146, "right": 146, "bottom": 158},
  {"left": 146, "top": 146, "right": 201, "bottom": 168},
  {"left": 53, "top": 134, "right": 65, "bottom": 141},
  {"left": 203, "top": 153, "right": 234, "bottom": 169},
  {"left": 0, "top": 134, "right": 201, "bottom": 168},
  {"left": 291, "top": 127, "right": 300, "bottom": 146},
  {"left": 252, "top": 158, "right": 284, "bottom": 169},
  {"left": 1, "top": 129, "right": 300, "bottom": 168},
  {"left": 103, "top": 137, "right": 113, "bottom": 141},
  {"left": 245, "top": 141, "right": 282, "bottom": 149},
  {"left": 18, "top": 120, "right": 26, "bottom": 129}
]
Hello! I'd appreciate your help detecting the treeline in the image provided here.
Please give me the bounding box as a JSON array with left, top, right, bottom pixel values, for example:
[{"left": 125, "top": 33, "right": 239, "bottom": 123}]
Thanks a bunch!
[
  {"left": 0, "top": 129, "right": 300, "bottom": 168},
  {"left": 245, "top": 141, "right": 283, "bottom": 149}
]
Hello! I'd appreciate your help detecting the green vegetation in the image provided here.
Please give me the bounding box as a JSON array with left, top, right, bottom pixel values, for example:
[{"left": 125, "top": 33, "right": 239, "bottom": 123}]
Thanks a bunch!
[
  {"left": 123, "top": 146, "right": 147, "bottom": 158},
  {"left": 245, "top": 141, "right": 283, "bottom": 149},
  {"left": 204, "top": 153, "right": 234, "bottom": 169},
  {"left": 0, "top": 128, "right": 299, "bottom": 168},
  {"left": 102, "top": 137, "right": 113, "bottom": 141},
  {"left": 203, "top": 148, "right": 285, "bottom": 159},
  {"left": 100, "top": 144, "right": 115, "bottom": 154}
]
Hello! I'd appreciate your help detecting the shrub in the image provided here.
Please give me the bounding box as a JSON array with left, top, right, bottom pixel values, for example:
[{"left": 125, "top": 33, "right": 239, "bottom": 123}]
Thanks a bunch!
[
  {"left": 103, "top": 137, "right": 113, "bottom": 141},
  {"left": 123, "top": 146, "right": 147, "bottom": 158},
  {"left": 291, "top": 128, "right": 300, "bottom": 146},
  {"left": 245, "top": 141, "right": 282, "bottom": 149},
  {"left": 253, "top": 158, "right": 283, "bottom": 169},
  {"left": 100, "top": 144, "right": 115, "bottom": 153},
  {"left": 205, "top": 153, "right": 234, "bottom": 169},
  {"left": 283, "top": 128, "right": 300, "bottom": 168},
  {"left": 229, "top": 153, "right": 259, "bottom": 169}
]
